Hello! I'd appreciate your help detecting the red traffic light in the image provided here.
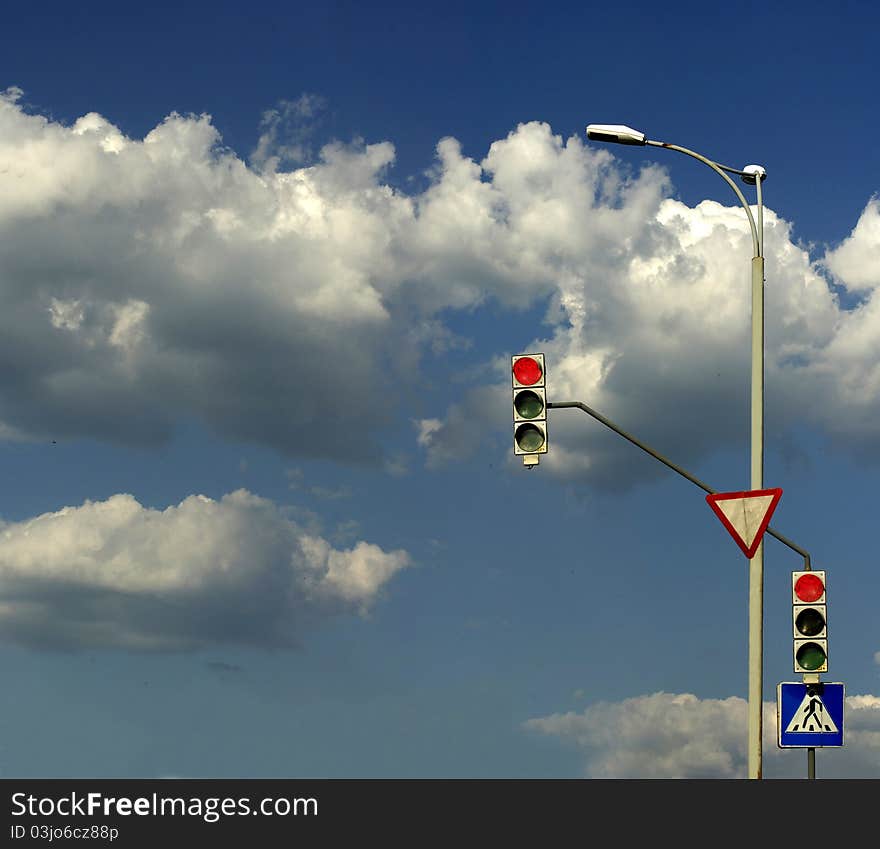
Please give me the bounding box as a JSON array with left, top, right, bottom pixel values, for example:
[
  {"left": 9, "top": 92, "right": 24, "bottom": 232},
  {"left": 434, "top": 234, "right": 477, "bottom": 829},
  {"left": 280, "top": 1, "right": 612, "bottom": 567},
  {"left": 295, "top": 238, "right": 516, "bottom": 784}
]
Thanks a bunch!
[
  {"left": 512, "top": 356, "right": 543, "bottom": 386},
  {"left": 794, "top": 573, "right": 825, "bottom": 603}
]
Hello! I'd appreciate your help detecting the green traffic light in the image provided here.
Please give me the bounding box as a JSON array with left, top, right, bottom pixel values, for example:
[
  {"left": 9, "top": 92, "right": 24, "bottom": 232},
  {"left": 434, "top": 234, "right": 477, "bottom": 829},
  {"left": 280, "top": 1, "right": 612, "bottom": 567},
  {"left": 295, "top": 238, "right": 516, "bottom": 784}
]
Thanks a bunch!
[
  {"left": 796, "top": 642, "right": 827, "bottom": 671},
  {"left": 515, "top": 423, "right": 545, "bottom": 452},
  {"left": 514, "top": 390, "right": 544, "bottom": 420}
]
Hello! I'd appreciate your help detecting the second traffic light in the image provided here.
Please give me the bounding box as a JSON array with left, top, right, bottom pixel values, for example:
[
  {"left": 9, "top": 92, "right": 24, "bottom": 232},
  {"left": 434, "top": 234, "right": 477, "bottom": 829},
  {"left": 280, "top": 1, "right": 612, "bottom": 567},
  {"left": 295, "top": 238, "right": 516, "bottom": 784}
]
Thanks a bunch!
[
  {"left": 512, "top": 353, "right": 547, "bottom": 464},
  {"left": 792, "top": 570, "right": 827, "bottom": 674}
]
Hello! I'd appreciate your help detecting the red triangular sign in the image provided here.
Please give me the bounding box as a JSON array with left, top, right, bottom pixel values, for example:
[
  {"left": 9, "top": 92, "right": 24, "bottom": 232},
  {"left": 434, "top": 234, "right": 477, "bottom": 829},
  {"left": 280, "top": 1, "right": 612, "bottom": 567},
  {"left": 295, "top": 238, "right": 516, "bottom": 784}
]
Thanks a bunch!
[{"left": 706, "top": 488, "right": 782, "bottom": 559}]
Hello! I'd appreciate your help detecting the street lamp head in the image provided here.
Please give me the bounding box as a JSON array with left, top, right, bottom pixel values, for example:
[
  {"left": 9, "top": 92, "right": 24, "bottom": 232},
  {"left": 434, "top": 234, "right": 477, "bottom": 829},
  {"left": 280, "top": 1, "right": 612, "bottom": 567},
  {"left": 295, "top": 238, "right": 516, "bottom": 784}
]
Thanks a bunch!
[
  {"left": 741, "top": 164, "right": 767, "bottom": 185},
  {"left": 585, "top": 124, "right": 647, "bottom": 146}
]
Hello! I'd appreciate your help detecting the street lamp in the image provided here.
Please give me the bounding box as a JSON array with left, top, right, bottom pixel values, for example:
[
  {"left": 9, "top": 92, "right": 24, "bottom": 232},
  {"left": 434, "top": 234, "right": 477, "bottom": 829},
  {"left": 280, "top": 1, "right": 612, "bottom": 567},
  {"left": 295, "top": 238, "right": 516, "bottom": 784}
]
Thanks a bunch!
[{"left": 585, "top": 123, "right": 768, "bottom": 779}]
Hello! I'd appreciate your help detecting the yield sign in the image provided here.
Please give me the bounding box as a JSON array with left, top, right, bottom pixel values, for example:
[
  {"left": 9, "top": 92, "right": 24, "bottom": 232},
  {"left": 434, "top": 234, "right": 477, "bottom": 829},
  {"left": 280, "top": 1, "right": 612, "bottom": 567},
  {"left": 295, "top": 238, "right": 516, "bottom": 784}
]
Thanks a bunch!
[{"left": 706, "top": 488, "right": 782, "bottom": 558}]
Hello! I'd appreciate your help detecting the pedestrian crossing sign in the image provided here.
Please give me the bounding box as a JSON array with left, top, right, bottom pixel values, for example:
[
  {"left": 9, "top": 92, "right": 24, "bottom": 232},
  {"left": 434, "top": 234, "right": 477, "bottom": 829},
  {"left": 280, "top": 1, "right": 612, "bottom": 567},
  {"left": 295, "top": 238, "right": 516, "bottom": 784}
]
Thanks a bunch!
[{"left": 777, "top": 682, "right": 844, "bottom": 748}]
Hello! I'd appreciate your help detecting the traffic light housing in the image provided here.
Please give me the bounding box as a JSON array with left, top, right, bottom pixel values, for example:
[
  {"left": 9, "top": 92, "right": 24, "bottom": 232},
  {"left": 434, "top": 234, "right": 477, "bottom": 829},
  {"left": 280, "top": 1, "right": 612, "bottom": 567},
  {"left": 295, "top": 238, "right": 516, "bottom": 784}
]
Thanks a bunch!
[
  {"left": 792, "top": 570, "right": 827, "bottom": 674},
  {"left": 512, "top": 353, "right": 547, "bottom": 465}
]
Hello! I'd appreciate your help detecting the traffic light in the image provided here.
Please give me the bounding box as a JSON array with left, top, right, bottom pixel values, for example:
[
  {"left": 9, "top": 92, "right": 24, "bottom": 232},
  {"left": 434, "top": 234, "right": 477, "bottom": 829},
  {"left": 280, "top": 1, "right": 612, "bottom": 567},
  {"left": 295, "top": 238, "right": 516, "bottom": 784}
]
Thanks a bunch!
[
  {"left": 792, "top": 570, "right": 827, "bottom": 674},
  {"left": 512, "top": 353, "right": 547, "bottom": 466}
]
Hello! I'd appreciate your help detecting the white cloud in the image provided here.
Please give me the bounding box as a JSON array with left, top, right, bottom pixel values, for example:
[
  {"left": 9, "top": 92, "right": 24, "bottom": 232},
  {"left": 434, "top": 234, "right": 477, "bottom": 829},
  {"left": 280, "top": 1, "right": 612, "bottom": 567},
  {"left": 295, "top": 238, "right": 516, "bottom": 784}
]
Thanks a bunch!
[
  {"left": 0, "top": 92, "right": 412, "bottom": 459},
  {"left": 823, "top": 198, "right": 880, "bottom": 292},
  {"left": 3, "top": 90, "right": 880, "bottom": 481},
  {"left": 0, "top": 489, "right": 409, "bottom": 651},
  {"left": 417, "top": 140, "right": 879, "bottom": 482},
  {"left": 524, "top": 691, "right": 880, "bottom": 778}
]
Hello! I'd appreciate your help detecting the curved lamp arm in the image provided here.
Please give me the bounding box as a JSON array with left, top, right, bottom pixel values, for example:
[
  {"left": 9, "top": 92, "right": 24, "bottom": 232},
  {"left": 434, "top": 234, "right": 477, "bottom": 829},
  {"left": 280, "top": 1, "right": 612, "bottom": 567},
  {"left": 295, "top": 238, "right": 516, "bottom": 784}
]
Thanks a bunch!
[
  {"left": 646, "top": 140, "right": 764, "bottom": 258},
  {"left": 585, "top": 124, "right": 766, "bottom": 257}
]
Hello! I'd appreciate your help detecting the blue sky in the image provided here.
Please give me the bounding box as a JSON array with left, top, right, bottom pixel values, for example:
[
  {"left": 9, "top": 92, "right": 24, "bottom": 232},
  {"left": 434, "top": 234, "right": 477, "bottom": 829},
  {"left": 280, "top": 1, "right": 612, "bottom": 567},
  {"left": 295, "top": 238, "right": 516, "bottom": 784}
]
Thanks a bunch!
[{"left": 1, "top": 0, "right": 879, "bottom": 779}]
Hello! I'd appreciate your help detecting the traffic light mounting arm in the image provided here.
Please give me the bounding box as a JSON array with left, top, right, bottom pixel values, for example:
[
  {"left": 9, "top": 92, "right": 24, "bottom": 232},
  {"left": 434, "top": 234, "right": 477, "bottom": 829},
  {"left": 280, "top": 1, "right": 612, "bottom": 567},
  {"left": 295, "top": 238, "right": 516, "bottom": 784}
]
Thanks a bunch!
[{"left": 546, "top": 399, "right": 812, "bottom": 571}]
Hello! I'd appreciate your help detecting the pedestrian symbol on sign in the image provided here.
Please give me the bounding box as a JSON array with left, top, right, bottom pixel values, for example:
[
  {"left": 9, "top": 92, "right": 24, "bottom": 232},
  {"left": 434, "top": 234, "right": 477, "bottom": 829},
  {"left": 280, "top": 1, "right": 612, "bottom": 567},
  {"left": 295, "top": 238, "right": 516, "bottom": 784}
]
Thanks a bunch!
[{"left": 784, "top": 691, "right": 839, "bottom": 734}]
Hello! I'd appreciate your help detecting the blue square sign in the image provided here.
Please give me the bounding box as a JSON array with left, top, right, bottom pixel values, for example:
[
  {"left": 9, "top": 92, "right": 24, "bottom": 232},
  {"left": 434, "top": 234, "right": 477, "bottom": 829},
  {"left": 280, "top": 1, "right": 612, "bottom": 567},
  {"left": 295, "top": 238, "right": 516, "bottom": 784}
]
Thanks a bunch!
[{"left": 777, "top": 682, "right": 844, "bottom": 748}]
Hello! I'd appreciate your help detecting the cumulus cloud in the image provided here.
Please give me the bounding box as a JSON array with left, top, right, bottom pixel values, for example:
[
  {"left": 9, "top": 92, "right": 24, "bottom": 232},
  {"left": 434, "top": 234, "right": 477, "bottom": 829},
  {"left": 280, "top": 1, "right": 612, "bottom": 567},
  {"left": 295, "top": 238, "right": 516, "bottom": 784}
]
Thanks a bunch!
[
  {"left": 3, "top": 88, "right": 880, "bottom": 484},
  {"left": 524, "top": 691, "right": 880, "bottom": 778},
  {"left": 0, "top": 88, "right": 412, "bottom": 460},
  {"left": 0, "top": 488, "right": 409, "bottom": 651},
  {"left": 421, "top": 159, "right": 880, "bottom": 482},
  {"left": 823, "top": 198, "right": 880, "bottom": 292}
]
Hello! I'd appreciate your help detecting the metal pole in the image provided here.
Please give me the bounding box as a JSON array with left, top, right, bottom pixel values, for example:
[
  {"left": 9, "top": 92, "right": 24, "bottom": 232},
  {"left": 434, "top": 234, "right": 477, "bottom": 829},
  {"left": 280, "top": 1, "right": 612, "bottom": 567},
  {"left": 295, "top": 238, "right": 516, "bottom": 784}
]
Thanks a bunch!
[
  {"left": 586, "top": 128, "right": 767, "bottom": 778},
  {"left": 749, "top": 253, "right": 765, "bottom": 779},
  {"left": 649, "top": 139, "right": 767, "bottom": 779}
]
